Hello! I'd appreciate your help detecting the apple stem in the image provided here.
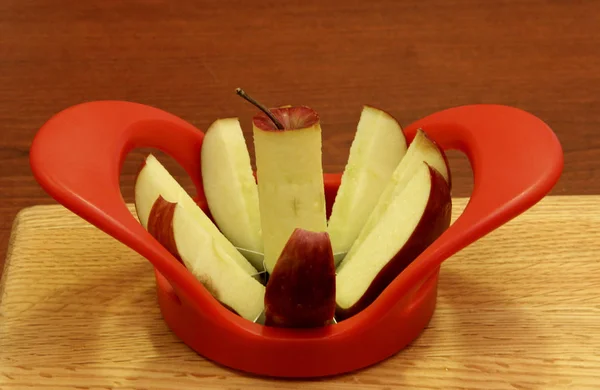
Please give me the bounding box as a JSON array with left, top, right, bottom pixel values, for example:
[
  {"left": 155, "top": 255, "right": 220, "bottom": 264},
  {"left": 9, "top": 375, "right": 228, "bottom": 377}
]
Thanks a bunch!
[{"left": 235, "top": 88, "right": 284, "bottom": 130}]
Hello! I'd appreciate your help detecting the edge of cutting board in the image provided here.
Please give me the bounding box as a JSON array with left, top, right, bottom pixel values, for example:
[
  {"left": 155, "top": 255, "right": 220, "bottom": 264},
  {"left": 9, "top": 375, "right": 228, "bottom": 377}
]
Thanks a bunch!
[{"left": 1, "top": 195, "right": 599, "bottom": 389}]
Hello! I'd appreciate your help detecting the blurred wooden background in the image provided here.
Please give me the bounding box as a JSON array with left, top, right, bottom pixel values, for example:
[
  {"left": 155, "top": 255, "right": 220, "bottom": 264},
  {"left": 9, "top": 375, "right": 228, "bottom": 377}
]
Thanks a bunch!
[{"left": 1, "top": 0, "right": 598, "bottom": 272}]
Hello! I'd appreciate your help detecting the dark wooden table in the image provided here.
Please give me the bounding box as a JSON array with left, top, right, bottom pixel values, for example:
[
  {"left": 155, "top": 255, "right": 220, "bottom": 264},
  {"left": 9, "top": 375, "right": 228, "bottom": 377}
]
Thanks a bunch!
[{"left": 1, "top": 0, "right": 598, "bottom": 276}]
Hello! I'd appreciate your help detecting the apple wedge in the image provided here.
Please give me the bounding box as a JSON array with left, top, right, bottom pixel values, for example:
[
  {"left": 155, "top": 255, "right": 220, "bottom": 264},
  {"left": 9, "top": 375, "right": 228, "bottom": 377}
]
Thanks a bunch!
[
  {"left": 335, "top": 161, "right": 451, "bottom": 320},
  {"left": 150, "top": 197, "right": 265, "bottom": 321},
  {"left": 327, "top": 106, "right": 407, "bottom": 260},
  {"left": 253, "top": 106, "right": 328, "bottom": 273},
  {"left": 343, "top": 129, "right": 451, "bottom": 263},
  {"left": 201, "top": 118, "right": 263, "bottom": 270},
  {"left": 264, "top": 228, "right": 336, "bottom": 328},
  {"left": 134, "top": 154, "right": 258, "bottom": 276}
]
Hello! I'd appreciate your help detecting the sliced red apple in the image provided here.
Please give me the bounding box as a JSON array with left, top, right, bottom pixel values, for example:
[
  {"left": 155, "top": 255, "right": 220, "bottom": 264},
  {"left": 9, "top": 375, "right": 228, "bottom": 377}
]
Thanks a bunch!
[
  {"left": 343, "top": 129, "right": 451, "bottom": 262},
  {"left": 252, "top": 106, "right": 328, "bottom": 273},
  {"left": 335, "top": 161, "right": 451, "bottom": 320},
  {"left": 200, "top": 118, "right": 263, "bottom": 270},
  {"left": 264, "top": 228, "right": 336, "bottom": 328},
  {"left": 327, "top": 106, "right": 407, "bottom": 262},
  {"left": 134, "top": 154, "right": 258, "bottom": 276},
  {"left": 149, "top": 197, "right": 265, "bottom": 321}
]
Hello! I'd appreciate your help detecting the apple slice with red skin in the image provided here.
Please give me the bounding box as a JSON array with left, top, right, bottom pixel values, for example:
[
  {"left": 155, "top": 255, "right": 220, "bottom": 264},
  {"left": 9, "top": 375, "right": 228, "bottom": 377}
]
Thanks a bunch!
[
  {"left": 343, "top": 128, "right": 451, "bottom": 264},
  {"left": 134, "top": 154, "right": 258, "bottom": 276},
  {"left": 335, "top": 161, "right": 452, "bottom": 320},
  {"left": 264, "top": 228, "right": 336, "bottom": 328},
  {"left": 147, "top": 196, "right": 266, "bottom": 321}
]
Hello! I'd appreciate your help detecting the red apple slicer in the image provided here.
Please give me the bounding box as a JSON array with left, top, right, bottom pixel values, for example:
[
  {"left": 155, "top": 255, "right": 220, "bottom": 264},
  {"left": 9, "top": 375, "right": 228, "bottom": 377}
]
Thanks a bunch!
[{"left": 29, "top": 101, "right": 563, "bottom": 378}]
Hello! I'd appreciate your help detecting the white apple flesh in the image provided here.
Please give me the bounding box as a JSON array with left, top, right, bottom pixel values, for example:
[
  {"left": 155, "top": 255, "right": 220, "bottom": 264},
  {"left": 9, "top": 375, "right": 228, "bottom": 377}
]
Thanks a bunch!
[
  {"left": 327, "top": 106, "right": 407, "bottom": 261},
  {"left": 343, "top": 129, "right": 451, "bottom": 263},
  {"left": 335, "top": 161, "right": 452, "bottom": 320},
  {"left": 252, "top": 106, "right": 328, "bottom": 274},
  {"left": 201, "top": 118, "right": 264, "bottom": 270},
  {"left": 134, "top": 154, "right": 258, "bottom": 275}
]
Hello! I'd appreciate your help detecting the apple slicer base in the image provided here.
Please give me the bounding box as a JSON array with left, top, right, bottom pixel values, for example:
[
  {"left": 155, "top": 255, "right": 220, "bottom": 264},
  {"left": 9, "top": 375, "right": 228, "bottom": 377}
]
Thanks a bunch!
[{"left": 28, "top": 101, "right": 563, "bottom": 377}]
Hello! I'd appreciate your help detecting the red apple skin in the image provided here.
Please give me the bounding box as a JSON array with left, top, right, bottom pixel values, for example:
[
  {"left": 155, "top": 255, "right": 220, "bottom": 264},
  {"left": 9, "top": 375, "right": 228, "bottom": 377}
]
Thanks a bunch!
[
  {"left": 336, "top": 165, "right": 452, "bottom": 321},
  {"left": 264, "top": 228, "right": 336, "bottom": 328},
  {"left": 253, "top": 106, "right": 319, "bottom": 131},
  {"left": 147, "top": 196, "right": 182, "bottom": 263}
]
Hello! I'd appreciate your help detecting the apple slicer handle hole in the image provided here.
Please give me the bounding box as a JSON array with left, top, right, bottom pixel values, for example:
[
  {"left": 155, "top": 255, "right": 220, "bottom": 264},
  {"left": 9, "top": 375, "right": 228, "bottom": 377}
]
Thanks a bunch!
[
  {"left": 444, "top": 149, "right": 474, "bottom": 227},
  {"left": 400, "top": 104, "right": 563, "bottom": 282},
  {"left": 119, "top": 147, "right": 210, "bottom": 219},
  {"left": 29, "top": 101, "right": 229, "bottom": 324},
  {"left": 444, "top": 149, "right": 473, "bottom": 200}
]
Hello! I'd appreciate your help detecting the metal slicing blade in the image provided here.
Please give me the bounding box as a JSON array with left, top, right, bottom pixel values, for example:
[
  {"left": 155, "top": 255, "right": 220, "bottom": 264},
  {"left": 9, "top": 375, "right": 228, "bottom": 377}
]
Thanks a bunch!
[{"left": 236, "top": 246, "right": 347, "bottom": 268}]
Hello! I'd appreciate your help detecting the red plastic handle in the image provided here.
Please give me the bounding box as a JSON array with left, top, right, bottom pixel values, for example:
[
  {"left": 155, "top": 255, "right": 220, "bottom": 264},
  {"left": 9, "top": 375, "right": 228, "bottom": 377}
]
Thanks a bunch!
[
  {"left": 29, "top": 101, "right": 226, "bottom": 317},
  {"left": 29, "top": 101, "right": 563, "bottom": 333}
]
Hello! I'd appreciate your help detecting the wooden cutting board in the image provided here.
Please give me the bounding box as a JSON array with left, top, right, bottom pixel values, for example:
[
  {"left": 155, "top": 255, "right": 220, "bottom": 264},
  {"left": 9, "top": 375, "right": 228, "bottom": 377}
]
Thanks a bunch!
[{"left": 1, "top": 196, "right": 599, "bottom": 389}]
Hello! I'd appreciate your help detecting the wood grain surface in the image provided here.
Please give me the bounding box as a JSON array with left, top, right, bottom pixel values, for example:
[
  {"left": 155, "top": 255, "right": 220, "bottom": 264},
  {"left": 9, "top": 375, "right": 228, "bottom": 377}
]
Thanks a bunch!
[
  {"left": 1, "top": 196, "right": 599, "bottom": 389},
  {"left": 1, "top": 0, "right": 600, "bottom": 277}
]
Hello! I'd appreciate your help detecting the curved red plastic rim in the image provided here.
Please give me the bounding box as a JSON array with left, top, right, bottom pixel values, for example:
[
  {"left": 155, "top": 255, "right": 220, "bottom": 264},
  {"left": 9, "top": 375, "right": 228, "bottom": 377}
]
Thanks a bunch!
[{"left": 29, "top": 101, "right": 563, "bottom": 377}]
